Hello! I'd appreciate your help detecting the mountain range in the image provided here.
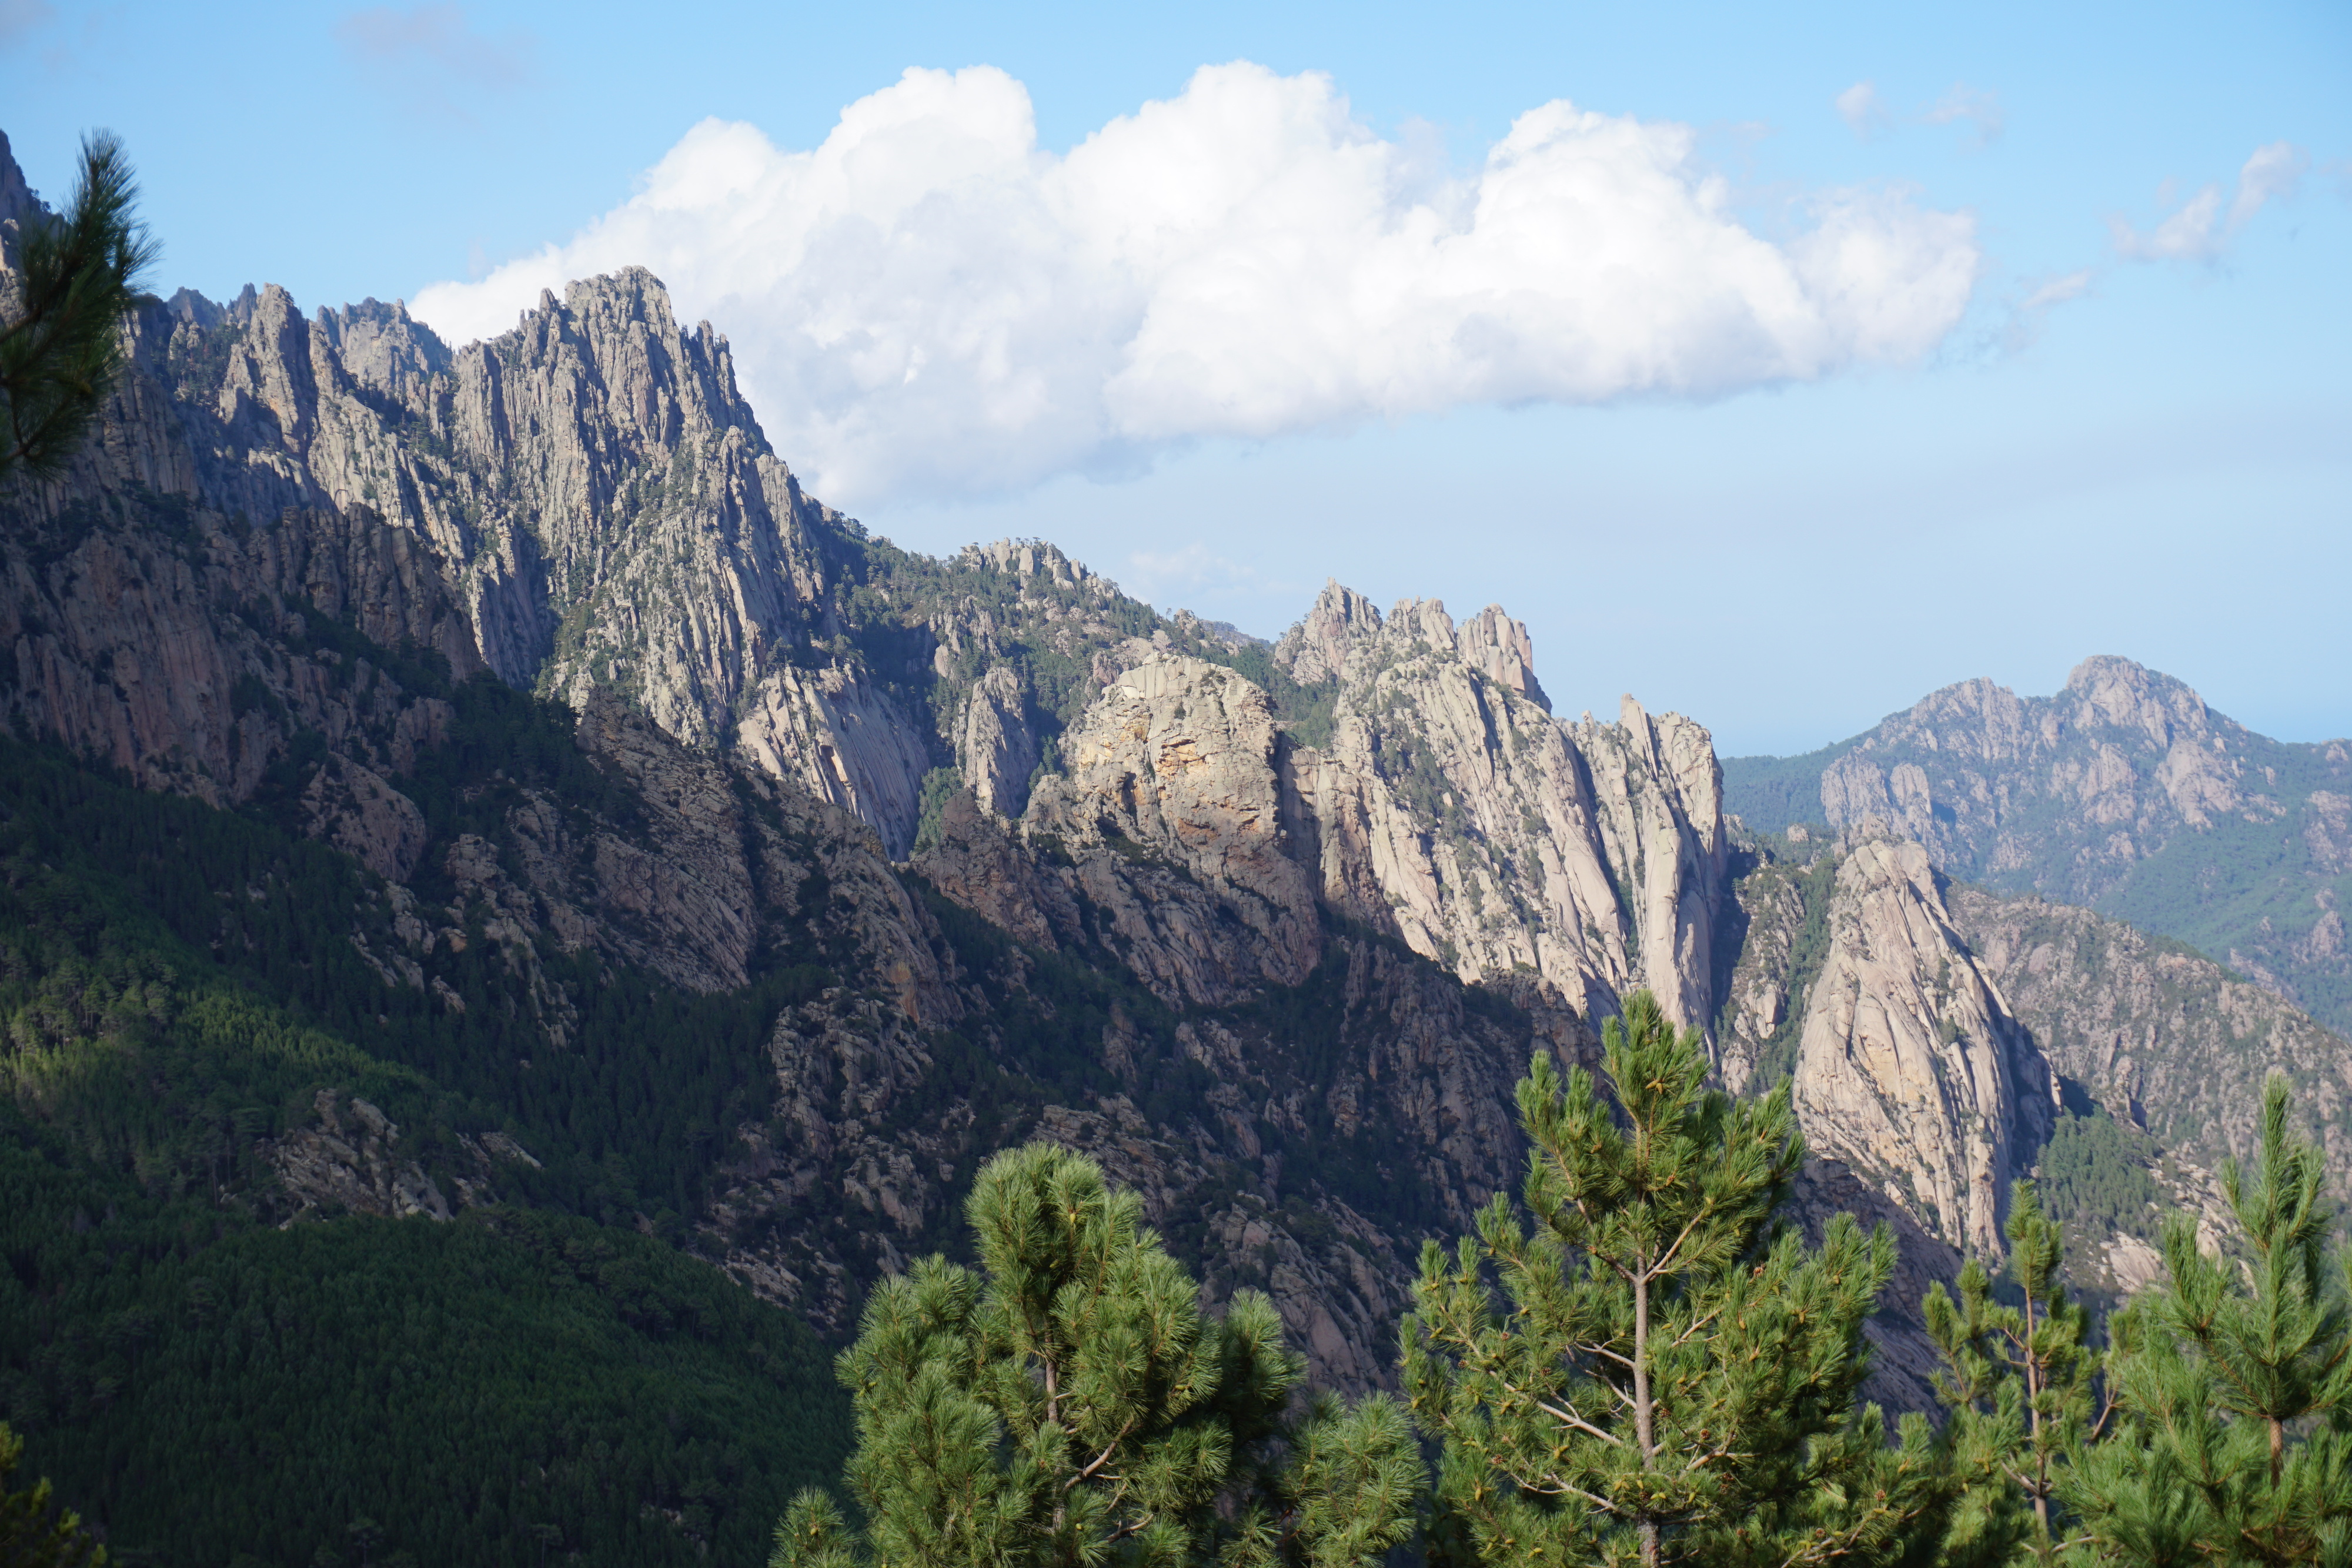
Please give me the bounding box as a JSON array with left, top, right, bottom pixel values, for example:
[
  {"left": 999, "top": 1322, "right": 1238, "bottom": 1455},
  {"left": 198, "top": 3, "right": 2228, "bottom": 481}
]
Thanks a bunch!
[
  {"left": 1723, "top": 660, "right": 2352, "bottom": 1039},
  {"left": 2, "top": 129, "right": 2347, "bottom": 1567}
]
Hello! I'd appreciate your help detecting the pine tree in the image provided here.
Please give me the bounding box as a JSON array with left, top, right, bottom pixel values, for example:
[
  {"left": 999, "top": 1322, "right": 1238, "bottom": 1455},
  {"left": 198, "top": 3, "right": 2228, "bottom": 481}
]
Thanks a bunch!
[
  {"left": 770, "top": 1142, "right": 1419, "bottom": 1568},
  {"left": 2066, "top": 1076, "right": 2352, "bottom": 1564},
  {"left": 1401, "top": 989, "right": 1942, "bottom": 1568},
  {"left": 0, "top": 131, "right": 156, "bottom": 482},
  {"left": 1925, "top": 1182, "right": 2099, "bottom": 1565},
  {"left": 0, "top": 1422, "right": 107, "bottom": 1568}
]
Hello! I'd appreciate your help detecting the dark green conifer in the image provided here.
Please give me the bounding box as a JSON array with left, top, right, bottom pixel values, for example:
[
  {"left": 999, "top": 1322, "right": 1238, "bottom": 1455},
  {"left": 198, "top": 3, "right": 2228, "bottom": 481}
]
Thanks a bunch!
[
  {"left": 1401, "top": 989, "right": 1942, "bottom": 1568},
  {"left": 2066, "top": 1077, "right": 2352, "bottom": 1564},
  {"left": 770, "top": 1142, "right": 1418, "bottom": 1568},
  {"left": 1, "top": 131, "right": 157, "bottom": 481},
  {"left": 0, "top": 1422, "right": 106, "bottom": 1567},
  {"left": 1926, "top": 1183, "right": 2099, "bottom": 1564}
]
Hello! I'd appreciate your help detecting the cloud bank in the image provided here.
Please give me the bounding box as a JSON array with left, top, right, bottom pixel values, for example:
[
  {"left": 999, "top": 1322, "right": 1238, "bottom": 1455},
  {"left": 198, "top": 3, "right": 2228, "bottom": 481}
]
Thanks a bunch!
[{"left": 413, "top": 62, "right": 1982, "bottom": 503}]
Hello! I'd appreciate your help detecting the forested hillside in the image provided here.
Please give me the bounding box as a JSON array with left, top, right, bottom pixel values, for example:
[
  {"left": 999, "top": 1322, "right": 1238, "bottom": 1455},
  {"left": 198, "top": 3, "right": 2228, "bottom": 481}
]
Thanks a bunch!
[{"left": 0, "top": 720, "right": 851, "bottom": 1564}]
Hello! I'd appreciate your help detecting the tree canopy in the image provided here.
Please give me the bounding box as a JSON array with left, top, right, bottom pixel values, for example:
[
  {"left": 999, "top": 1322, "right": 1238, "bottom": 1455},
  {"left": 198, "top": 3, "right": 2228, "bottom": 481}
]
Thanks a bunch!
[
  {"left": 1403, "top": 990, "right": 1943, "bottom": 1568},
  {"left": 1, "top": 131, "right": 156, "bottom": 482},
  {"left": 773, "top": 1141, "right": 1418, "bottom": 1568}
]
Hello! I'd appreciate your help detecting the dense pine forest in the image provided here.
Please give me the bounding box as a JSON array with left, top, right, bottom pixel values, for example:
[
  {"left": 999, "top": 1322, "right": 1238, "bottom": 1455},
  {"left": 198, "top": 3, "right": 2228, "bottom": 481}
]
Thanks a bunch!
[{"left": 0, "top": 673, "right": 857, "bottom": 1564}]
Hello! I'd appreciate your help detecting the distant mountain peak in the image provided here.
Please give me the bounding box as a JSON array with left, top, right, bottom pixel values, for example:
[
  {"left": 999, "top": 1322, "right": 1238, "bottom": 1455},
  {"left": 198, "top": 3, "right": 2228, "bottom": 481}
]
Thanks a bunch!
[{"left": 1724, "top": 656, "right": 2352, "bottom": 1038}]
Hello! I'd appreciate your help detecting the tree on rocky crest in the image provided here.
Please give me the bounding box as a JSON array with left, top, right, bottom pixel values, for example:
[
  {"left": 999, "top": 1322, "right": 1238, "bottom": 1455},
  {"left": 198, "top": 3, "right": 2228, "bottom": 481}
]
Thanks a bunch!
[
  {"left": 1402, "top": 989, "right": 1944, "bottom": 1568},
  {"left": 0, "top": 1422, "right": 107, "bottom": 1568},
  {"left": 767, "top": 1142, "right": 1418, "bottom": 1568},
  {"left": 0, "top": 131, "right": 156, "bottom": 482},
  {"left": 1926, "top": 1183, "right": 2100, "bottom": 1565},
  {"left": 2064, "top": 1076, "right": 2352, "bottom": 1564}
]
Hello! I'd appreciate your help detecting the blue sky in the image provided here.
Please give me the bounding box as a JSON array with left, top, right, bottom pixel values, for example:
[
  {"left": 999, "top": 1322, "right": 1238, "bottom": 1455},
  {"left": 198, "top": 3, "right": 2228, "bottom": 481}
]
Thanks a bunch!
[{"left": 5, "top": 0, "right": 2346, "bottom": 754}]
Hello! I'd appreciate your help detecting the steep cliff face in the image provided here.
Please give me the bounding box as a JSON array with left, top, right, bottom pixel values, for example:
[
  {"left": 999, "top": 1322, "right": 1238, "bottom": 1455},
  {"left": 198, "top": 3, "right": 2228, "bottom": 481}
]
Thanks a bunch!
[
  {"left": 11, "top": 238, "right": 949, "bottom": 852},
  {"left": 1020, "top": 656, "right": 1323, "bottom": 1008},
  {"left": 0, "top": 486, "right": 476, "bottom": 841},
  {"left": 155, "top": 269, "right": 836, "bottom": 714},
  {"left": 1712, "top": 815, "right": 2352, "bottom": 1308},
  {"left": 1268, "top": 584, "right": 1730, "bottom": 1034},
  {"left": 1789, "top": 834, "right": 2054, "bottom": 1255},
  {"left": 1725, "top": 658, "right": 2352, "bottom": 1038}
]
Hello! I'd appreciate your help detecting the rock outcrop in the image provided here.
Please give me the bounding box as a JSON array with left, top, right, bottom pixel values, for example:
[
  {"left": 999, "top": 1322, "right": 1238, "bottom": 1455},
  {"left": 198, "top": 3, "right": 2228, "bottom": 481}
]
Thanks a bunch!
[
  {"left": 1021, "top": 656, "right": 1323, "bottom": 1008},
  {"left": 1789, "top": 834, "right": 2054, "bottom": 1255},
  {"left": 957, "top": 664, "right": 1040, "bottom": 818},
  {"left": 1267, "top": 586, "right": 1730, "bottom": 1035},
  {"left": 0, "top": 492, "right": 470, "bottom": 815},
  {"left": 1272, "top": 578, "right": 1383, "bottom": 686},
  {"left": 734, "top": 664, "right": 933, "bottom": 857}
]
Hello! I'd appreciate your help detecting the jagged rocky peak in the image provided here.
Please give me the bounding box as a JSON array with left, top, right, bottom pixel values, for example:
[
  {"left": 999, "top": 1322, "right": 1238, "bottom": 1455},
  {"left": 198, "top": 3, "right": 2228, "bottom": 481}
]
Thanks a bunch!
[
  {"left": 1273, "top": 579, "right": 1549, "bottom": 713},
  {"left": 1272, "top": 578, "right": 1382, "bottom": 685},
  {"left": 1456, "top": 604, "right": 1550, "bottom": 711},
  {"left": 2061, "top": 653, "right": 2234, "bottom": 753},
  {"left": 1819, "top": 654, "right": 2278, "bottom": 871},
  {"left": 143, "top": 261, "right": 837, "bottom": 704},
  {"left": 313, "top": 295, "right": 453, "bottom": 402},
  {"left": 1788, "top": 828, "right": 2053, "bottom": 1255},
  {"left": 1264, "top": 583, "right": 1733, "bottom": 1030}
]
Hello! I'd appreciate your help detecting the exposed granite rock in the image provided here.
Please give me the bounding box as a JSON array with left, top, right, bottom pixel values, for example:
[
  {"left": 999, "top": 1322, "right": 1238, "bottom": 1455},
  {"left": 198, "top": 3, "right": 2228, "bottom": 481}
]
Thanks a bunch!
[
  {"left": 1272, "top": 579, "right": 1383, "bottom": 686},
  {"left": 0, "top": 493, "right": 470, "bottom": 811},
  {"left": 1573, "top": 696, "right": 1731, "bottom": 1031},
  {"left": 302, "top": 752, "right": 430, "bottom": 881},
  {"left": 12, "top": 238, "right": 943, "bottom": 852},
  {"left": 266, "top": 1088, "right": 546, "bottom": 1222},
  {"left": 734, "top": 664, "right": 933, "bottom": 858},
  {"left": 1817, "top": 658, "right": 2268, "bottom": 875},
  {"left": 957, "top": 664, "right": 1040, "bottom": 818},
  {"left": 1454, "top": 603, "right": 1550, "bottom": 711},
  {"left": 268, "top": 1089, "right": 452, "bottom": 1222},
  {"left": 1713, "top": 848, "right": 1818, "bottom": 1095},
  {"left": 1791, "top": 833, "right": 2054, "bottom": 1255},
  {"left": 1275, "top": 594, "right": 1729, "bottom": 1034},
  {"left": 913, "top": 790, "right": 1075, "bottom": 950},
  {"left": 1022, "top": 655, "right": 1323, "bottom": 1007}
]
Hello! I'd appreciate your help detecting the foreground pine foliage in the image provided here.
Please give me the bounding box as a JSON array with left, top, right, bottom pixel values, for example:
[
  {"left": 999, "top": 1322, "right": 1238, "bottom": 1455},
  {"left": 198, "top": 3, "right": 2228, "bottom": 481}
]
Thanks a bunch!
[
  {"left": 771, "top": 1143, "right": 1417, "bottom": 1568},
  {"left": 0, "top": 1422, "right": 104, "bottom": 1568},
  {"left": 2064, "top": 1077, "right": 2352, "bottom": 1565},
  {"left": 1402, "top": 991, "right": 1943, "bottom": 1568},
  {"left": 1927, "top": 1184, "right": 2100, "bottom": 1565}
]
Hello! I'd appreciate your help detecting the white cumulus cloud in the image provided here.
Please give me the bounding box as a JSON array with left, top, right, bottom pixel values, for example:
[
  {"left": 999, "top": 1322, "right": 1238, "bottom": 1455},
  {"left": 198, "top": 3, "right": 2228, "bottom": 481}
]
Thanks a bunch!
[{"left": 412, "top": 62, "right": 1982, "bottom": 504}]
